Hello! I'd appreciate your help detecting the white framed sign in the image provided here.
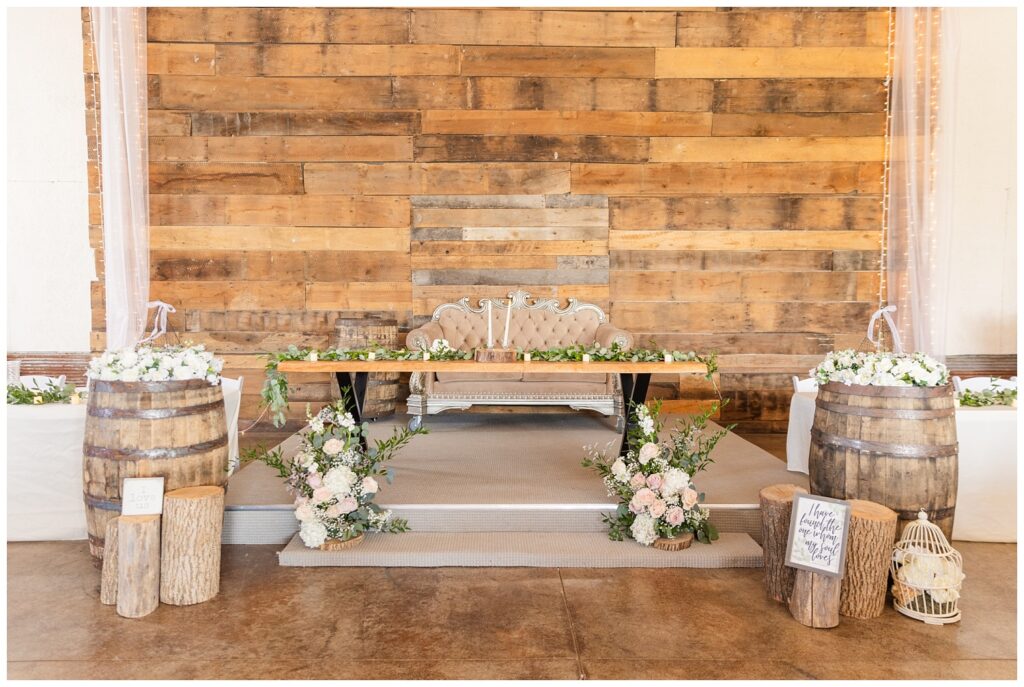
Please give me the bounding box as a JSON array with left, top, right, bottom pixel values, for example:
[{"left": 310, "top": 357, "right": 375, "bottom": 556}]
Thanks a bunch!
[
  {"left": 785, "top": 493, "right": 851, "bottom": 578},
  {"left": 121, "top": 477, "right": 165, "bottom": 516}
]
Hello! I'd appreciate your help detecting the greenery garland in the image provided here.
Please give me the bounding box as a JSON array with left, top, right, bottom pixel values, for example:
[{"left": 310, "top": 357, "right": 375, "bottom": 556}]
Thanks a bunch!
[
  {"left": 957, "top": 387, "right": 1017, "bottom": 407},
  {"left": 7, "top": 381, "right": 81, "bottom": 405},
  {"left": 261, "top": 343, "right": 719, "bottom": 428}
]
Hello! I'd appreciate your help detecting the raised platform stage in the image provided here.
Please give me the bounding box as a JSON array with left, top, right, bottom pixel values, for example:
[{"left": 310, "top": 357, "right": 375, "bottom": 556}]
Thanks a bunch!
[{"left": 224, "top": 412, "right": 807, "bottom": 567}]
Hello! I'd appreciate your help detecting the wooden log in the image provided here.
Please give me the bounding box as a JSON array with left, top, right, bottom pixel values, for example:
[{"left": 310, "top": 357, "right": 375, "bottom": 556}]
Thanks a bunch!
[
  {"left": 759, "top": 483, "right": 808, "bottom": 602},
  {"left": 116, "top": 515, "right": 161, "bottom": 619},
  {"left": 474, "top": 348, "right": 518, "bottom": 363},
  {"left": 788, "top": 569, "right": 842, "bottom": 628},
  {"left": 99, "top": 517, "right": 119, "bottom": 605},
  {"left": 840, "top": 499, "right": 898, "bottom": 619},
  {"left": 160, "top": 486, "right": 225, "bottom": 606}
]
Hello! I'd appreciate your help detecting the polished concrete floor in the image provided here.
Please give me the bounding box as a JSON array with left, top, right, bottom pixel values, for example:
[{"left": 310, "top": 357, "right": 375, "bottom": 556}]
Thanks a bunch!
[{"left": 7, "top": 540, "right": 1016, "bottom": 680}]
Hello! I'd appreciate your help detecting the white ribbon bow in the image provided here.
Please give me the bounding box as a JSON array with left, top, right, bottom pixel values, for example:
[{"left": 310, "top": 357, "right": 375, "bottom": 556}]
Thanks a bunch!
[
  {"left": 139, "top": 301, "right": 177, "bottom": 345},
  {"left": 867, "top": 305, "right": 904, "bottom": 354}
]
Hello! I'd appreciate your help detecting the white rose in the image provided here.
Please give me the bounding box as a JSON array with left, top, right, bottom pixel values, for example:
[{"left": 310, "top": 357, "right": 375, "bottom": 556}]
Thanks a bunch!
[
  {"left": 323, "top": 466, "right": 357, "bottom": 494},
  {"left": 299, "top": 521, "right": 328, "bottom": 548},
  {"left": 171, "top": 365, "right": 194, "bottom": 380},
  {"left": 661, "top": 468, "right": 691, "bottom": 497},
  {"left": 610, "top": 459, "right": 629, "bottom": 482},
  {"left": 99, "top": 368, "right": 118, "bottom": 381},
  {"left": 361, "top": 477, "right": 379, "bottom": 495},
  {"left": 120, "top": 367, "right": 140, "bottom": 382},
  {"left": 638, "top": 442, "right": 660, "bottom": 464},
  {"left": 294, "top": 503, "right": 316, "bottom": 523},
  {"left": 629, "top": 514, "right": 658, "bottom": 546},
  {"left": 323, "top": 438, "right": 345, "bottom": 456},
  {"left": 120, "top": 350, "right": 139, "bottom": 368},
  {"left": 339, "top": 414, "right": 356, "bottom": 430}
]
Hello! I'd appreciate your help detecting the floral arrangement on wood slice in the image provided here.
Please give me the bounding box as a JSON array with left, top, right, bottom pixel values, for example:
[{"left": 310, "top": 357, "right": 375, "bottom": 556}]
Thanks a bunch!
[
  {"left": 957, "top": 385, "right": 1017, "bottom": 407},
  {"left": 582, "top": 401, "right": 731, "bottom": 547},
  {"left": 87, "top": 344, "right": 224, "bottom": 384},
  {"left": 246, "top": 399, "right": 426, "bottom": 549},
  {"left": 7, "top": 379, "right": 82, "bottom": 405},
  {"left": 811, "top": 350, "right": 949, "bottom": 388},
  {"left": 890, "top": 511, "right": 965, "bottom": 624}
]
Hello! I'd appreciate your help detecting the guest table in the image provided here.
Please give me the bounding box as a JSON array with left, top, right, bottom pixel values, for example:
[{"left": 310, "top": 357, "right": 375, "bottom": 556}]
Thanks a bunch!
[
  {"left": 276, "top": 359, "right": 708, "bottom": 457},
  {"left": 786, "top": 390, "right": 1016, "bottom": 542},
  {"left": 7, "top": 381, "right": 242, "bottom": 541}
]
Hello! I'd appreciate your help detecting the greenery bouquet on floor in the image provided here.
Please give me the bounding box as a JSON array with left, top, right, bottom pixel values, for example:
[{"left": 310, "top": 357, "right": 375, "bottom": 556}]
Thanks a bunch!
[
  {"left": 583, "top": 401, "right": 730, "bottom": 546},
  {"left": 246, "top": 400, "right": 426, "bottom": 549}
]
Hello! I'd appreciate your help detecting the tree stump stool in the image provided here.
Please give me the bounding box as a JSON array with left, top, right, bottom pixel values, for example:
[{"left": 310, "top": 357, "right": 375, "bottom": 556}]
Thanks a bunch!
[
  {"left": 759, "top": 483, "right": 808, "bottom": 602},
  {"left": 841, "top": 499, "right": 898, "bottom": 619},
  {"left": 116, "top": 515, "right": 161, "bottom": 619},
  {"left": 99, "top": 517, "right": 120, "bottom": 605},
  {"left": 789, "top": 569, "right": 842, "bottom": 629},
  {"left": 160, "top": 486, "right": 225, "bottom": 606}
]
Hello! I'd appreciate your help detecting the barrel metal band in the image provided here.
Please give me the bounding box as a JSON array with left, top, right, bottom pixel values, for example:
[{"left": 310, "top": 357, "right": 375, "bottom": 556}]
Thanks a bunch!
[
  {"left": 819, "top": 382, "right": 952, "bottom": 398},
  {"left": 811, "top": 428, "right": 958, "bottom": 458},
  {"left": 814, "top": 399, "right": 953, "bottom": 420},
  {"left": 90, "top": 378, "right": 214, "bottom": 393},
  {"left": 83, "top": 494, "right": 121, "bottom": 511},
  {"left": 83, "top": 435, "right": 227, "bottom": 460},
  {"left": 88, "top": 398, "right": 224, "bottom": 420}
]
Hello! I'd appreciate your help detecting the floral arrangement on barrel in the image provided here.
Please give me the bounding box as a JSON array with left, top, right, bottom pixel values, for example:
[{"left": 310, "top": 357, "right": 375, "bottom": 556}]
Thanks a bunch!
[
  {"left": 245, "top": 399, "right": 426, "bottom": 549},
  {"left": 583, "top": 400, "right": 731, "bottom": 548},
  {"left": 811, "top": 350, "right": 949, "bottom": 388},
  {"left": 87, "top": 344, "right": 223, "bottom": 385}
]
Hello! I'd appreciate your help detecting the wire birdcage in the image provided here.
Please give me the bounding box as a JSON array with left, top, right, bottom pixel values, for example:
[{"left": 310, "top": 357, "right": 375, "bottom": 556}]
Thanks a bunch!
[{"left": 890, "top": 510, "right": 965, "bottom": 624}]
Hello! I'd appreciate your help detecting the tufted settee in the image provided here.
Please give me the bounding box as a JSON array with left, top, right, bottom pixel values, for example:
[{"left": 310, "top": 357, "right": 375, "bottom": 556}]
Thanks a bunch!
[{"left": 405, "top": 290, "right": 634, "bottom": 428}]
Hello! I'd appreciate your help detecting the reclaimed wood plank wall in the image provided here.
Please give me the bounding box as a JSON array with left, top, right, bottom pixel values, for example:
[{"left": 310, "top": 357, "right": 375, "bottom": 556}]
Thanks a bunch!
[{"left": 83, "top": 7, "right": 890, "bottom": 436}]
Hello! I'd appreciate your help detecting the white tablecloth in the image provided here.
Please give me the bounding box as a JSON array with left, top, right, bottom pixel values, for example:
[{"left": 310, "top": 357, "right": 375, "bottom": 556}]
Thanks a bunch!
[
  {"left": 786, "top": 390, "right": 1017, "bottom": 542},
  {"left": 7, "top": 382, "right": 242, "bottom": 541}
]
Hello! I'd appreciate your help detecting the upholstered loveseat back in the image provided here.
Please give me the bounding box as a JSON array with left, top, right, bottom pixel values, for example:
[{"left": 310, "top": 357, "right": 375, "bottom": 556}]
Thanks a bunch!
[{"left": 435, "top": 307, "right": 604, "bottom": 351}]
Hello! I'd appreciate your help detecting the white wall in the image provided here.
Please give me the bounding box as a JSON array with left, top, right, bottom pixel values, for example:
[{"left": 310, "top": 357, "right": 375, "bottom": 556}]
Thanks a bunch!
[
  {"left": 945, "top": 7, "right": 1017, "bottom": 355},
  {"left": 6, "top": 7, "right": 93, "bottom": 352}
]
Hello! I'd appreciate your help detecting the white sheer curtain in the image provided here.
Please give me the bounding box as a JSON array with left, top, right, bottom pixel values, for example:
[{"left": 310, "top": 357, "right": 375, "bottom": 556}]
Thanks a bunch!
[
  {"left": 90, "top": 7, "right": 150, "bottom": 350},
  {"left": 886, "top": 8, "right": 959, "bottom": 359}
]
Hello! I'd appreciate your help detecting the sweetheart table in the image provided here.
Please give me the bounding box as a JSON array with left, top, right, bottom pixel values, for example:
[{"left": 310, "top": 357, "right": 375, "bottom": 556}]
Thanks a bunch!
[
  {"left": 276, "top": 359, "right": 709, "bottom": 457},
  {"left": 786, "top": 389, "right": 1017, "bottom": 542}
]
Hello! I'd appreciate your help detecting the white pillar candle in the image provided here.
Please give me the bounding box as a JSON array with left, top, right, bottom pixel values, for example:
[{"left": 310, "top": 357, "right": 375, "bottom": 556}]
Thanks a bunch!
[
  {"left": 423, "top": 350, "right": 430, "bottom": 361},
  {"left": 502, "top": 298, "right": 512, "bottom": 348},
  {"left": 523, "top": 352, "right": 532, "bottom": 363},
  {"left": 582, "top": 354, "right": 591, "bottom": 363},
  {"left": 486, "top": 301, "right": 493, "bottom": 348},
  {"left": 368, "top": 351, "right": 376, "bottom": 361},
  {"left": 664, "top": 352, "right": 673, "bottom": 363}
]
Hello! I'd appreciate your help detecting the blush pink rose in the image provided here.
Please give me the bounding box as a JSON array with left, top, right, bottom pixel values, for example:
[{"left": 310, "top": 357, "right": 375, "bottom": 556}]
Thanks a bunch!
[
  {"left": 312, "top": 486, "right": 334, "bottom": 504},
  {"left": 682, "top": 487, "right": 699, "bottom": 509},
  {"left": 325, "top": 504, "right": 342, "bottom": 518},
  {"left": 307, "top": 473, "right": 323, "bottom": 488},
  {"left": 649, "top": 498, "right": 667, "bottom": 518},
  {"left": 665, "top": 506, "right": 685, "bottom": 526},
  {"left": 628, "top": 499, "right": 642, "bottom": 514},
  {"left": 630, "top": 473, "right": 647, "bottom": 490},
  {"left": 633, "top": 488, "right": 657, "bottom": 508},
  {"left": 337, "top": 496, "right": 358, "bottom": 514},
  {"left": 646, "top": 473, "right": 664, "bottom": 490}
]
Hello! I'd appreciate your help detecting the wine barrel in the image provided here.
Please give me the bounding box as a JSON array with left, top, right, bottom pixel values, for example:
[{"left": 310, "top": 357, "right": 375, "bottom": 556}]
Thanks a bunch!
[
  {"left": 334, "top": 317, "right": 399, "bottom": 419},
  {"left": 83, "top": 379, "right": 228, "bottom": 559},
  {"left": 809, "top": 382, "right": 958, "bottom": 540}
]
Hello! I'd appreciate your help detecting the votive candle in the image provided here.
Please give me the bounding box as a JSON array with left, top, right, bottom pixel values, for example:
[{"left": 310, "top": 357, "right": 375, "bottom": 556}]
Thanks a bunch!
[
  {"left": 368, "top": 351, "right": 376, "bottom": 361},
  {"left": 423, "top": 351, "right": 430, "bottom": 361},
  {"left": 664, "top": 352, "right": 673, "bottom": 363},
  {"left": 582, "top": 354, "right": 591, "bottom": 363},
  {"left": 524, "top": 352, "right": 532, "bottom": 362}
]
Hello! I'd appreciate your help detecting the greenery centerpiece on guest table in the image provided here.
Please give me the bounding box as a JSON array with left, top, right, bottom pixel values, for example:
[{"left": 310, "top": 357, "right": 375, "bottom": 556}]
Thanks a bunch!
[
  {"left": 582, "top": 400, "right": 731, "bottom": 547},
  {"left": 7, "top": 379, "right": 82, "bottom": 405},
  {"left": 244, "top": 399, "right": 426, "bottom": 549}
]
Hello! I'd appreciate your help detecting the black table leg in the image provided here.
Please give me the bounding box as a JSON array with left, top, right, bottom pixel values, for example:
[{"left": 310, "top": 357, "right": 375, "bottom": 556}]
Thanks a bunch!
[
  {"left": 336, "top": 371, "right": 369, "bottom": 451},
  {"left": 619, "top": 372, "right": 652, "bottom": 457}
]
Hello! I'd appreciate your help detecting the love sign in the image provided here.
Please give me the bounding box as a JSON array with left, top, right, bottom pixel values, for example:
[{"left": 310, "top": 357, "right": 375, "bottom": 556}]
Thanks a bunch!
[
  {"left": 785, "top": 493, "right": 851, "bottom": 577},
  {"left": 121, "top": 477, "right": 165, "bottom": 516}
]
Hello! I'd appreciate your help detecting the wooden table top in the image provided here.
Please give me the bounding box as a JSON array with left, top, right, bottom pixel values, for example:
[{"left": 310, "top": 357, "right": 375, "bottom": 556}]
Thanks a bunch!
[{"left": 277, "top": 359, "right": 709, "bottom": 375}]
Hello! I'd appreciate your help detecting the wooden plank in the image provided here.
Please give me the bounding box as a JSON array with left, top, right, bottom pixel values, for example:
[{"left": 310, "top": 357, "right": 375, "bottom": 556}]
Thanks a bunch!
[
  {"left": 392, "top": 77, "right": 471, "bottom": 109},
  {"left": 147, "top": 8, "right": 409, "bottom": 44},
  {"left": 148, "top": 195, "right": 409, "bottom": 227},
  {"left": 201, "top": 136, "right": 413, "bottom": 162},
  {"left": 610, "top": 250, "right": 837, "bottom": 272},
  {"left": 459, "top": 227, "right": 607, "bottom": 241},
  {"left": 421, "top": 110, "right": 711, "bottom": 136},
  {"left": 462, "top": 47, "right": 656, "bottom": 78},
  {"left": 413, "top": 268, "right": 607, "bottom": 286},
  {"left": 151, "top": 226, "right": 410, "bottom": 252},
  {"left": 278, "top": 359, "right": 708, "bottom": 374},
  {"left": 182, "top": 309, "right": 384, "bottom": 334},
  {"left": 148, "top": 111, "right": 191, "bottom": 136},
  {"left": 411, "top": 254, "right": 559, "bottom": 270},
  {"left": 467, "top": 77, "right": 709, "bottom": 112},
  {"left": 190, "top": 111, "right": 418, "bottom": 136},
  {"left": 149, "top": 281, "right": 306, "bottom": 310},
  {"left": 609, "top": 230, "right": 880, "bottom": 251},
  {"left": 414, "top": 135, "right": 649, "bottom": 163},
  {"left": 611, "top": 271, "right": 879, "bottom": 302},
  {"left": 711, "top": 113, "right": 886, "bottom": 136},
  {"left": 413, "top": 240, "right": 607, "bottom": 256},
  {"left": 413, "top": 207, "right": 608, "bottom": 228},
  {"left": 305, "top": 252, "right": 412, "bottom": 282},
  {"left": 304, "top": 163, "right": 571, "bottom": 195},
  {"left": 149, "top": 162, "right": 303, "bottom": 194},
  {"left": 676, "top": 10, "right": 890, "bottom": 47},
  {"left": 305, "top": 282, "right": 413, "bottom": 311},
  {"left": 147, "top": 43, "right": 216, "bottom": 75},
  {"left": 153, "top": 76, "right": 393, "bottom": 110},
  {"left": 655, "top": 48, "right": 887, "bottom": 78},
  {"left": 633, "top": 332, "right": 833, "bottom": 355},
  {"left": 711, "top": 79, "right": 886, "bottom": 113},
  {"left": 610, "top": 301, "right": 875, "bottom": 334},
  {"left": 609, "top": 196, "right": 882, "bottom": 231},
  {"left": 649, "top": 136, "right": 885, "bottom": 162},
  {"left": 151, "top": 251, "right": 306, "bottom": 281},
  {"left": 149, "top": 137, "right": 209, "bottom": 162},
  {"left": 572, "top": 162, "right": 883, "bottom": 195},
  {"left": 215, "top": 44, "right": 461, "bottom": 77},
  {"left": 410, "top": 9, "right": 677, "bottom": 47}
]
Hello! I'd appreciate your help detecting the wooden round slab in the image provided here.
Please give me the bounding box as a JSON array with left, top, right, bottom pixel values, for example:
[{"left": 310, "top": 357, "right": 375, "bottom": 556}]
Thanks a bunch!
[
  {"left": 653, "top": 532, "right": 694, "bottom": 551},
  {"left": 319, "top": 534, "right": 365, "bottom": 551}
]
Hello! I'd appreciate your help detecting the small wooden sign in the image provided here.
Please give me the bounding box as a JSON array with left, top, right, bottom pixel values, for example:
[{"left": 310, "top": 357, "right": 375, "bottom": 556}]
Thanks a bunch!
[
  {"left": 784, "top": 493, "right": 851, "bottom": 578},
  {"left": 121, "top": 477, "right": 165, "bottom": 516}
]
